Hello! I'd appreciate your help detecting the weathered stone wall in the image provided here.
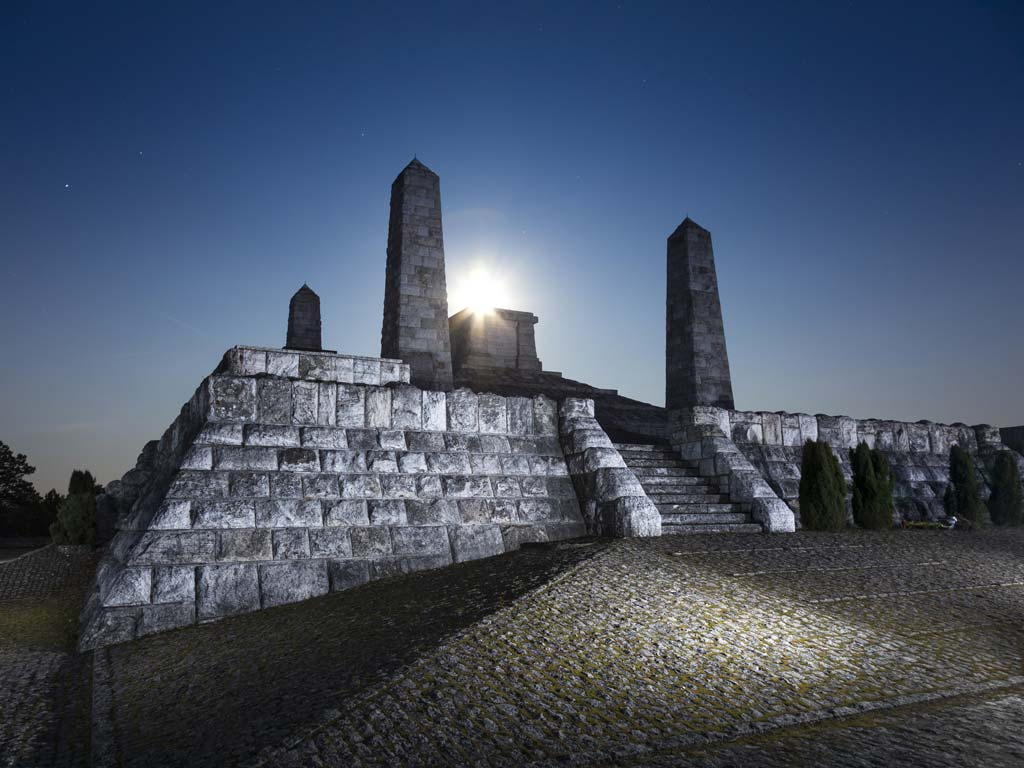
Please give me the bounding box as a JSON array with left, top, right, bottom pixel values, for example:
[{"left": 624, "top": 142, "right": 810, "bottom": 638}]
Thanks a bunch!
[
  {"left": 725, "top": 410, "right": 1024, "bottom": 523},
  {"left": 79, "top": 346, "right": 587, "bottom": 649},
  {"left": 665, "top": 218, "right": 734, "bottom": 410},
  {"left": 449, "top": 308, "right": 542, "bottom": 373},
  {"left": 381, "top": 159, "right": 454, "bottom": 390}
]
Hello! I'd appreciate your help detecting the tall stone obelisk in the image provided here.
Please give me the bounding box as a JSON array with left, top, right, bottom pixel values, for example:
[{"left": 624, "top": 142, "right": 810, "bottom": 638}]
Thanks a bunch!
[
  {"left": 381, "top": 159, "right": 454, "bottom": 390},
  {"left": 665, "top": 218, "right": 735, "bottom": 410}
]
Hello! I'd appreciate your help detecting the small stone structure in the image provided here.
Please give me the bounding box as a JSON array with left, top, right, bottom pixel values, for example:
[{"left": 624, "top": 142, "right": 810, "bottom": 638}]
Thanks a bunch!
[
  {"left": 286, "top": 284, "right": 322, "bottom": 352},
  {"left": 666, "top": 218, "right": 735, "bottom": 410},
  {"left": 449, "top": 307, "right": 543, "bottom": 372},
  {"left": 381, "top": 159, "right": 454, "bottom": 390}
]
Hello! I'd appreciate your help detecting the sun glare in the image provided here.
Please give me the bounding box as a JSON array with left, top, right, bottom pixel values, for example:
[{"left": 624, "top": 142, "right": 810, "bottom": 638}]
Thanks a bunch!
[{"left": 451, "top": 265, "right": 510, "bottom": 316}]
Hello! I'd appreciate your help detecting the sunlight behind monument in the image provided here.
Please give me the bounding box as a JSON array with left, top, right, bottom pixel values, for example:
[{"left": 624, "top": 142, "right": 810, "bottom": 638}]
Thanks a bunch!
[{"left": 449, "top": 264, "right": 512, "bottom": 316}]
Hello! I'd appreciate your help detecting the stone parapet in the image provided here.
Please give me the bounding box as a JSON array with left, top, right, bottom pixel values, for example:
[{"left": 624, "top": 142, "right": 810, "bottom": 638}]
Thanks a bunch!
[
  {"left": 668, "top": 407, "right": 795, "bottom": 533},
  {"left": 217, "top": 346, "right": 410, "bottom": 386},
  {"left": 559, "top": 398, "right": 661, "bottom": 538},
  {"left": 717, "top": 409, "right": 1024, "bottom": 524}
]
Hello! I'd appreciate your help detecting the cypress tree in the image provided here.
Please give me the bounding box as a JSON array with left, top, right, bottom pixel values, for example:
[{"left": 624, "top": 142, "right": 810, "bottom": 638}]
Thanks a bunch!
[
  {"left": 850, "top": 442, "right": 894, "bottom": 529},
  {"left": 988, "top": 450, "right": 1023, "bottom": 526},
  {"left": 946, "top": 445, "right": 985, "bottom": 525},
  {"left": 799, "top": 440, "right": 847, "bottom": 531}
]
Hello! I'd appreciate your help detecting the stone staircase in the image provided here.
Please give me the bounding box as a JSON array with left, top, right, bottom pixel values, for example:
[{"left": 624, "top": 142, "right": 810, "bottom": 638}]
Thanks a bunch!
[{"left": 614, "top": 443, "right": 763, "bottom": 534}]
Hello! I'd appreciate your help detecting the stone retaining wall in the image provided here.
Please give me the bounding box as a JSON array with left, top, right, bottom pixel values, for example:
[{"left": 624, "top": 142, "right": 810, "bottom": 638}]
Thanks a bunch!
[
  {"left": 79, "top": 347, "right": 588, "bottom": 649},
  {"left": 724, "top": 410, "right": 1024, "bottom": 522}
]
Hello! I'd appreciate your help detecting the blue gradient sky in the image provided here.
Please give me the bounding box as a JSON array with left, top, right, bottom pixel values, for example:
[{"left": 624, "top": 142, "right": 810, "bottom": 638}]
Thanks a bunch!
[{"left": 2, "top": 1, "right": 1022, "bottom": 493}]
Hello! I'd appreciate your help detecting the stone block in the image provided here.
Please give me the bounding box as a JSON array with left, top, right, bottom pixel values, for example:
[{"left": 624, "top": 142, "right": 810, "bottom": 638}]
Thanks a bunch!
[
  {"left": 213, "top": 447, "right": 278, "bottom": 471},
  {"left": 380, "top": 474, "right": 417, "bottom": 498},
  {"left": 353, "top": 358, "right": 381, "bottom": 385},
  {"left": 580, "top": 447, "right": 626, "bottom": 472},
  {"left": 272, "top": 529, "right": 311, "bottom": 559},
  {"left": 449, "top": 524, "right": 504, "bottom": 563},
  {"left": 321, "top": 450, "right": 367, "bottom": 473},
  {"left": 328, "top": 559, "right": 370, "bottom": 591},
  {"left": 443, "top": 475, "right": 492, "bottom": 498},
  {"left": 569, "top": 429, "right": 613, "bottom": 454},
  {"left": 128, "top": 531, "right": 218, "bottom": 565},
  {"left": 209, "top": 377, "right": 257, "bottom": 422},
  {"left": 307, "top": 528, "right": 352, "bottom": 558},
  {"left": 340, "top": 475, "right": 382, "bottom": 499},
  {"left": 197, "top": 563, "right": 260, "bottom": 619},
  {"left": 350, "top": 526, "right": 392, "bottom": 557},
  {"left": 398, "top": 452, "right": 428, "bottom": 473},
  {"left": 517, "top": 499, "right": 560, "bottom": 522},
  {"left": 191, "top": 500, "right": 256, "bottom": 529},
  {"left": 344, "top": 429, "right": 378, "bottom": 451},
  {"left": 444, "top": 433, "right": 478, "bottom": 452},
  {"left": 391, "top": 385, "right": 423, "bottom": 429},
  {"left": 531, "top": 397, "right": 557, "bottom": 435},
  {"left": 180, "top": 445, "right": 212, "bottom": 470},
  {"left": 391, "top": 525, "right": 450, "bottom": 556},
  {"left": 379, "top": 430, "right": 408, "bottom": 450},
  {"left": 500, "top": 397, "right": 531, "bottom": 435},
  {"left": 593, "top": 467, "right": 645, "bottom": 500},
  {"left": 365, "top": 387, "right": 392, "bottom": 428},
  {"left": 422, "top": 391, "right": 447, "bottom": 431},
  {"left": 278, "top": 447, "right": 319, "bottom": 472},
  {"left": 560, "top": 398, "right": 595, "bottom": 420},
  {"left": 470, "top": 453, "right": 503, "bottom": 475},
  {"left": 300, "top": 427, "right": 347, "bottom": 449},
  {"left": 380, "top": 360, "right": 405, "bottom": 385},
  {"left": 317, "top": 383, "right": 337, "bottom": 426},
  {"left": 258, "top": 379, "right": 292, "bottom": 425},
  {"left": 255, "top": 499, "right": 323, "bottom": 528},
  {"left": 500, "top": 455, "right": 531, "bottom": 475},
  {"left": 599, "top": 497, "right": 661, "bottom": 538},
  {"left": 196, "top": 423, "right": 245, "bottom": 445},
  {"left": 795, "top": 413, "right": 817, "bottom": 443},
  {"left": 478, "top": 394, "right": 508, "bottom": 434},
  {"left": 447, "top": 389, "right": 479, "bottom": 432},
  {"left": 152, "top": 566, "right": 195, "bottom": 604},
  {"left": 479, "top": 435, "right": 510, "bottom": 453},
  {"left": 500, "top": 523, "right": 549, "bottom": 551},
  {"left": 245, "top": 425, "right": 301, "bottom": 447},
  {"left": 406, "top": 499, "right": 461, "bottom": 525},
  {"left": 258, "top": 560, "right": 328, "bottom": 608},
  {"left": 291, "top": 381, "right": 318, "bottom": 425},
  {"left": 427, "top": 452, "right": 471, "bottom": 474},
  {"left": 336, "top": 385, "right": 366, "bottom": 427},
  {"left": 101, "top": 567, "right": 152, "bottom": 607},
  {"left": 492, "top": 476, "right": 522, "bottom": 498},
  {"left": 519, "top": 477, "right": 549, "bottom": 497},
  {"left": 266, "top": 350, "right": 300, "bottom": 378},
  {"left": 325, "top": 500, "right": 369, "bottom": 526},
  {"left": 150, "top": 500, "right": 192, "bottom": 530},
  {"left": 416, "top": 475, "right": 443, "bottom": 498},
  {"left": 369, "top": 499, "right": 407, "bottom": 525},
  {"left": 752, "top": 497, "right": 796, "bottom": 533},
  {"left": 167, "top": 470, "right": 229, "bottom": 499},
  {"left": 762, "top": 413, "right": 783, "bottom": 445},
  {"left": 270, "top": 473, "right": 302, "bottom": 498},
  {"left": 216, "top": 529, "right": 273, "bottom": 561},
  {"left": 303, "top": 474, "right": 341, "bottom": 498}
]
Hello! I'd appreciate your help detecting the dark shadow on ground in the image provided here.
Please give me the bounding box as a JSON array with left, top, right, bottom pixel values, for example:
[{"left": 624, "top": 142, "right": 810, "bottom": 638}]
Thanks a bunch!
[{"left": 104, "top": 541, "right": 604, "bottom": 768}]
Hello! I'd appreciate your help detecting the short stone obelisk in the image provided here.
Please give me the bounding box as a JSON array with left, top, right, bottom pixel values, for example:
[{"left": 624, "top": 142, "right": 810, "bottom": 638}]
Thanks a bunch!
[
  {"left": 381, "top": 159, "right": 454, "bottom": 390},
  {"left": 286, "top": 284, "right": 322, "bottom": 351},
  {"left": 665, "top": 218, "right": 735, "bottom": 410}
]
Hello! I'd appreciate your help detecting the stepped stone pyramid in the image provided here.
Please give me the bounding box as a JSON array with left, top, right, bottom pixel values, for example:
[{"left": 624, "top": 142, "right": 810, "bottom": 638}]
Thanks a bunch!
[{"left": 80, "top": 346, "right": 661, "bottom": 649}]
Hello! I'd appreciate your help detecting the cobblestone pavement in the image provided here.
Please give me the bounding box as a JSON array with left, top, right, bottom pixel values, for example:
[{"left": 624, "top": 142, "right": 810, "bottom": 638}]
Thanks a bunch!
[
  {"left": 629, "top": 687, "right": 1024, "bottom": 767},
  {"left": 97, "top": 530, "right": 1024, "bottom": 766},
  {"left": 0, "top": 545, "right": 98, "bottom": 768}
]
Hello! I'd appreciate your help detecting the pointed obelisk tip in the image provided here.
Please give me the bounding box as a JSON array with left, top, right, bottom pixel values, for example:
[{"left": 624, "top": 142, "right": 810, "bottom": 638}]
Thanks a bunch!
[
  {"left": 286, "top": 284, "right": 322, "bottom": 351},
  {"left": 670, "top": 216, "right": 709, "bottom": 239},
  {"left": 398, "top": 156, "right": 436, "bottom": 177}
]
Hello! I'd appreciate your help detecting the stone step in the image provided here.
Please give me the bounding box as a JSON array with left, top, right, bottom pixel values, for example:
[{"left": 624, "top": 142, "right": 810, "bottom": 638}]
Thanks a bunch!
[
  {"left": 659, "top": 511, "right": 752, "bottom": 526},
  {"left": 661, "top": 522, "right": 764, "bottom": 535},
  {"left": 630, "top": 466, "right": 701, "bottom": 477},
  {"left": 656, "top": 502, "right": 746, "bottom": 515},
  {"left": 647, "top": 490, "right": 731, "bottom": 503},
  {"left": 613, "top": 443, "right": 669, "bottom": 452},
  {"left": 620, "top": 457, "right": 690, "bottom": 469},
  {"left": 631, "top": 471, "right": 706, "bottom": 483},
  {"left": 647, "top": 494, "right": 729, "bottom": 506}
]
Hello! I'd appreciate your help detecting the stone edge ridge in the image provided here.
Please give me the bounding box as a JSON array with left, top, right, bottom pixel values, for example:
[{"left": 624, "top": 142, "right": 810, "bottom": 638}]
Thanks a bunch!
[
  {"left": 559, "top": 398, "right": 662, "bottom": 537},
  {"left": 218, "top": 346, "right": 412, "bottom": 385},
  {"left": 669, "top": 406, "right": 795, "bottom": 533}
]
